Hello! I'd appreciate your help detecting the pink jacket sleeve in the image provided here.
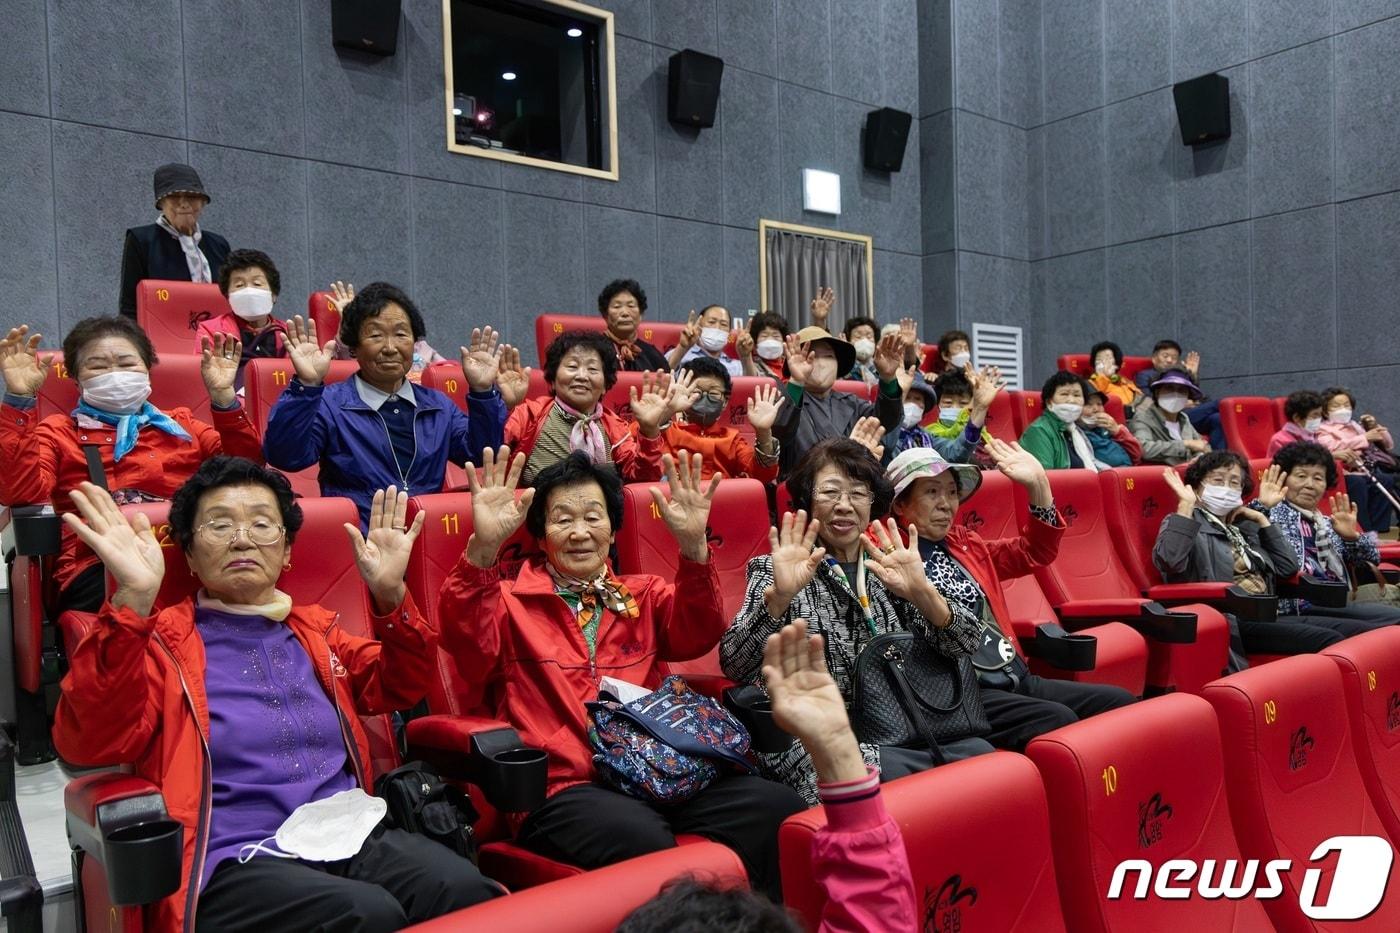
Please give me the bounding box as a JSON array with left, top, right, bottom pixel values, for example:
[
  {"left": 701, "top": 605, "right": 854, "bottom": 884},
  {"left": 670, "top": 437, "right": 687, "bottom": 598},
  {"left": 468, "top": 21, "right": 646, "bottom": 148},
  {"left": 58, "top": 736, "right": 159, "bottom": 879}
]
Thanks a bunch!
[{"left": 812, "top": 769, "right": 917, "bottom": 933}]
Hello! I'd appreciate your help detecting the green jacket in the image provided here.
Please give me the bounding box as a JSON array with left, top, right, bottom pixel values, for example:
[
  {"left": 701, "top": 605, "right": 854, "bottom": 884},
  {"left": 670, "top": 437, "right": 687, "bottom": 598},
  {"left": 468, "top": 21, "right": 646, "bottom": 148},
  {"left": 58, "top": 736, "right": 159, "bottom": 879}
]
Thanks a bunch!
[{"left": 1019, "top": 410, "right": 1071, "bottom": 470}]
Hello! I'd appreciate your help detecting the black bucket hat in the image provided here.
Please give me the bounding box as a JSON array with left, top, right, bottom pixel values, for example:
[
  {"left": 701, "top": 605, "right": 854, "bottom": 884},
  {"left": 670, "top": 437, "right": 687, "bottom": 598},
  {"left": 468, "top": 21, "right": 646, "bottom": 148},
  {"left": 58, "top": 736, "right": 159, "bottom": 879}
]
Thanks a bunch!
[{"left": 153, "top": 163, "right": 210, "bottom": 208}]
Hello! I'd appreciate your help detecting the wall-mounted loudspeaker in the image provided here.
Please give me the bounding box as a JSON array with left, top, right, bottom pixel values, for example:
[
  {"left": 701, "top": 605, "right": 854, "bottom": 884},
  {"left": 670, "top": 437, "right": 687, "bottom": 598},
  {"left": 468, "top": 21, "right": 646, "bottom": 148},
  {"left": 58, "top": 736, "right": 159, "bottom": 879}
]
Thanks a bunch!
[
  {"left": 668, "top": 50, "right": 724, "bottom": 128},
  {"left": 1172, "top": 73, "right": 1231, "bottom": 146},
  {"left": 863, "top": 107, "right": 912, "bottom": 172},
  {"left": 332, "top": 0, "right": 401, "bottom": 57}
]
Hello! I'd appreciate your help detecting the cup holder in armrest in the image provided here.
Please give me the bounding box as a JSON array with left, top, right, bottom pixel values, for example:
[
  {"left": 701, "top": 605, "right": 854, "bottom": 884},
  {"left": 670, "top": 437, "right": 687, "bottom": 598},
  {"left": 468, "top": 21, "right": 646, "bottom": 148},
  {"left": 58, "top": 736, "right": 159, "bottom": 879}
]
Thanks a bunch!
[
  {"left": 1277, "top": 574, "right": 1349, "bottom": 609},
  {"left": 1130, "top": 602, "right": 1198, "bottom": 644},
  {"left": 723, "top": 685, "right": 794, "bottom": 755},
  {"left": 1023, "top": 623, "right": 1097, "bottom": 672},
  {"left": 104, "top": 819, "right": 184, "bottom": 906},
  {"left": 469, "top": 729, "right": 548, "bottom": 813}
]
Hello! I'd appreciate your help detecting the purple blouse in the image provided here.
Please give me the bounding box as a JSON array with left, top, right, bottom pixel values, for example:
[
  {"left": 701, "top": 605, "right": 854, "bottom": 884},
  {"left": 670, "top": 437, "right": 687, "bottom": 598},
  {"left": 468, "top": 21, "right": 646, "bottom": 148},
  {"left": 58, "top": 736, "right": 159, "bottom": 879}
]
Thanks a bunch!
[{"left": 198, "top": 606, "right": 357, "bottom": 886}]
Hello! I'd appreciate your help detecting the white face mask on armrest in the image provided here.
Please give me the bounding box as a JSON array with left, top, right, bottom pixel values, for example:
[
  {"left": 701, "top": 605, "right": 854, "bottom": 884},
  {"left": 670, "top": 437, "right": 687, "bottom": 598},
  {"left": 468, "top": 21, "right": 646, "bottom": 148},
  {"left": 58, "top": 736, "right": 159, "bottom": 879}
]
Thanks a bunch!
[{"left": 237, "top": 788, "right": 386, "bottom": 864}]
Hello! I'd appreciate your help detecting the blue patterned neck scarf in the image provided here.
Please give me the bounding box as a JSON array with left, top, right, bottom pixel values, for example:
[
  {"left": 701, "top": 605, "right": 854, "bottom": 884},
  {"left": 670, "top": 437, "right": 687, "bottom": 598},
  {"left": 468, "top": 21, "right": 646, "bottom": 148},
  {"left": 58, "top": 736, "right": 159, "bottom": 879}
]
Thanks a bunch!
[{"left": 74, "top": 401, "right": 191, "bottom": 461}]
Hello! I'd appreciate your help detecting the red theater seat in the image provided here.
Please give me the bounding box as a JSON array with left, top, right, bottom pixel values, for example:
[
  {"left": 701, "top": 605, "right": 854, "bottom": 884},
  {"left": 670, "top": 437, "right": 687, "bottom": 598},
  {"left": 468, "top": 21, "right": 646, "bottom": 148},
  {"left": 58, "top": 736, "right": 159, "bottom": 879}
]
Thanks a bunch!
[
  {"left": 1324, "top": 628, "right": 1400, "bottom": 845},
  {"left": 1220, "top": 398, "right": 1281, "bottom": 461},
  {"left": 419, "top": 361, "right": 470, "bottom": 413},
  {"left": 34, "top": 352, "right": 213, "bottom": 424},
  {"left": 1056, "top": 353, "right": 1154, "bottom": 381},
  {"left": 781, "top": 751, "right": 1068, "bottom": 933},
  {"left": 1010, "top": 390, "right": 1043, "bottom": 434},
  {"left": 307, "top": 290, "right": 341, "bottom": 344},
  {"left": 135, "top": 279, "right": 232, "bottom": 354},
  {"left": 65, "top": 496, "right": 402, "bottom": 931},
  {"left": 1033, "top": 470, "right": 1230, "bottom": 695},
  {"left": 959, "top": 470, "right": 1148, "bottom": 695},
  {"left": 1204, "top": 655, "right": 1400, "bottom": 933},
  {"left": 1025, "top": 694, "right": 1272, "bottom": 932},
  {"left": 533, "top": 314, "right": 708, "bottom": 366},
  {"left": 614, "top": 479, "right": 769, "bottom": 692},
  {"left": 404, "top": 842, "right": 746, "bottom": 932}
]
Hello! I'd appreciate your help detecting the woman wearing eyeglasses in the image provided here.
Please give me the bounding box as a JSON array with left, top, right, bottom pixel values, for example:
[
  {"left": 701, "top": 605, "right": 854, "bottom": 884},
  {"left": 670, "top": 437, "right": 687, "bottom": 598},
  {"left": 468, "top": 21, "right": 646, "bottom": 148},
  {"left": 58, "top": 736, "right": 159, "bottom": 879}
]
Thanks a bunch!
[
  {"left": 52, "top": 457, "right": 502, "bottom": 933},
  {"left": 721, "top": 438, "right": 987, "bottom": 804}
]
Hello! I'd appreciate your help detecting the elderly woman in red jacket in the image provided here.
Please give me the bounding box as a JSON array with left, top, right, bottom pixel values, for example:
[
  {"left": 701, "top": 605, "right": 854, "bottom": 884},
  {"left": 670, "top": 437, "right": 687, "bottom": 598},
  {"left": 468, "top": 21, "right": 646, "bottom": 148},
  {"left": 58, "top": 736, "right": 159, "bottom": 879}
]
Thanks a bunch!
[
  {"left": 887, "top": 437, "right": 1135, "bottom": 751},
  {"left": 0, "top": 315, "right": 261, "bottom": 615},
  {"left": 439, "top": 446, "right": 804, "bottom": 901},
  {"left": 54, "top": 457, "right": 501, "bottom": 933},
  {"left": 506, "top": 330, "right": 682, "bottom": 485}
]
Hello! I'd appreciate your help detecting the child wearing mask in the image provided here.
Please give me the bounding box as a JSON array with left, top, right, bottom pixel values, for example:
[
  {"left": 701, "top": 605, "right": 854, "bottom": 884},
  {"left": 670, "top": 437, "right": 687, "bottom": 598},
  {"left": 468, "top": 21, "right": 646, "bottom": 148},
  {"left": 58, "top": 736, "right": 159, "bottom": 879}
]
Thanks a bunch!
[
  {"left": 1129, "top": 369, "right": 1210, "bottom": 465},
  {"left": 643, "top": 356, "right": 782, "bottom": 482},
  {"left": 196, "top": 249, "right": 289, "bottom": 390},
  {"left": 925, "top": 369, "right": 998, "bottom": 468},
  {"left": 670, "top": 305, "right": 743, "bottom": 377},
  {"left": 843, "top": 316, "right": 880, "bottom": 384}
]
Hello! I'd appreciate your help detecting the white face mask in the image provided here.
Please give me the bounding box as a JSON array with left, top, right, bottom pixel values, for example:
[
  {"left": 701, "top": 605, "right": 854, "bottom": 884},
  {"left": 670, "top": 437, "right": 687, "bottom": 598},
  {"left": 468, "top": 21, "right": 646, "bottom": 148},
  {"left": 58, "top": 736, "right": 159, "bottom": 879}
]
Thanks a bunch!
[
  {"left": 756, "top": 338, "right": 784, "bottom": 360},
  {"left": 852, "top": 338, "right": 876, "bottom": 362},
  {"left": 901, "top": 402, "right": 924, "bottom": 429},
  {"left": 238, "top": 788, "right": 386, "bottom": 864},
  {"left": 949, "top": 351, "right": 971, "bottom": 370},
  {"left": 1095, "top": 359, "right": 1117, "bottom": 376},
  {"left": 699, "top": 327, "right": 729, "bottom": 353},
  {"left": 228, "top": 286, "right": 275, "bottom": 321},
  {"left": 938, "top": 406, "right": 963, "bottom": 424},
  {"left": 1199, "top": 484, "right": 1243, "bottom": 517},
  {"left": 1303, "top": 416, "right": 1323, "bottom": 432},
  {"left": 1329, "top": 408, "right": 1354, "bottom": 424},
  {"left": 1157, "top": 393, "right": 1189, "bottom": 414},
  {"left": 81, "top": 371, "right": 152, "bottom": 414},
  {"left": 1050, "top": 403, "right": 1083, "bottom": 424}
]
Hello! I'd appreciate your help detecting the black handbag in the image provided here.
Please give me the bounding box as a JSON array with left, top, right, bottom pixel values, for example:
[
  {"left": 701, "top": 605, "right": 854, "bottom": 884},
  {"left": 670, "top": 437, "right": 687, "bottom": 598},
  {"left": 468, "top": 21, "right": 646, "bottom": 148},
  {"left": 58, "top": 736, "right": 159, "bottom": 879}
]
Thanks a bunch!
[
  {"left": 374, "top": 761, "right": 479, "bottom": 863},
  {"left": 849, "top": 631, "right": 990, "bottom": 765}
]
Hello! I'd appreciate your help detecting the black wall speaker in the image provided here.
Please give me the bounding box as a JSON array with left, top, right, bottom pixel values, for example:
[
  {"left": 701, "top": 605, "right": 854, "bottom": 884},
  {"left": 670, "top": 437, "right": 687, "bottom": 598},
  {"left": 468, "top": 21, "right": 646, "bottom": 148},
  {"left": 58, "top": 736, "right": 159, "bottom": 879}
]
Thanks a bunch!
[
  {"left": 1172, "top": 73, "right": 1231, "bottom": 146},
  {"left": 668, "top": 49, "right": 724, "bottom": 128},
  {"left": 332, "top": 0, "right": 401, "bottom": 57},
  {"left": 863, "top": 107, "right": 912, "bottom": 172}
]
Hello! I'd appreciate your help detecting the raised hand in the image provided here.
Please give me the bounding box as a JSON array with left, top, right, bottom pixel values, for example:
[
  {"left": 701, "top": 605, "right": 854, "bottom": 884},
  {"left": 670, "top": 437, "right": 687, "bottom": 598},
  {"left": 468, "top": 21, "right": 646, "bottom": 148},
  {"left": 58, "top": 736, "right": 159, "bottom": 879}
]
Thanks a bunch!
[
  {"left": 649, "top": 452, "right": 719, "bottom": 561},
  {"left": 200, "top": 334, "right": 241, "bottom": 408},
  {"left": 872, "top": 333, "right": 904, "bottom": 380},
  {"left": 629, "top": 371, "right": 674, "bottom": 437},
  {"left": 783, "top": 334, "right": 814, "bottom": 385},
  {"left": 1256, "top": 464, "right": 1287, "bottom": 509},
  {"left": 898, "top": 316, "right": 918, "bottom": 350},
  {"left": 746, "top": 382, "right": 785, "bottom": 433},
  {"left": 1183, "top": 351, "right": 1201, "bottom": 376},
  {"left": 848, "top": 416, "right": 886, "bottom": 461},
  {"left": 985, "top": 437, "right": 1044, "bottom": 486},
  {"left": 286, "top": 315, "right": 335, "bottom": 386},
  {"left": 328, "top": 280, "right": 356, "bottom": 313},
  {"left": 0, "top": 325, "right": 47, "bottom": 397},
  {"left": 969, "top": 364, "right": 1005, "bottom": 412},
  {"left": 343, "top": 486, "right": 426, "bottom": 614},
  {"left": 678, "top": 310, "right": 699, "bottom": 351},
  {"left": 465, "top": 446, "right": 535, "bottom": 567},
  {"left": 495, "top": 344, "right": 531, "bottom": 408},
  {"left": 1328, "top": 494, "right": 1361, "bottom": 541},
  {"left": 809, "top": 286, "right": 835, "bottom": 326},
  {"left": 735, "top": 326, "right": 755, "bottom": 360},
  {"left": 62, "top": 482, "right": 165, "bottom": 616},
  {"left": 667, "top": 367, "right": 700, "bottom": 417},
  {"left": 862, "top": 518, "right": 933, "bottom": 602},
  {"left": 460, "top": 326, "right": 502, "bottom": 392},
  {"left": 894, "top": 363, "right": 916, "bottom": 394},
  {"left": 762, "top": 619, "right": 864, "bottom": 782},
  {"left": 1163, "top": 467, "right": 1197, "bottom": 515},
  {"left": 765, "top": 510, "right": 827, "bottom": 613}
]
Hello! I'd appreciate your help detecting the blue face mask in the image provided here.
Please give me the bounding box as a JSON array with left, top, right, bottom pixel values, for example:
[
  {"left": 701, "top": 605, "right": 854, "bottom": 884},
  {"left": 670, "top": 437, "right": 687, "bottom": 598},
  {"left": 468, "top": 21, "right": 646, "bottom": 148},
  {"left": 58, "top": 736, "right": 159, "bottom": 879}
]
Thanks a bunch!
[{"left": 938, "top": 406, "right": 963, "bottom": 424}]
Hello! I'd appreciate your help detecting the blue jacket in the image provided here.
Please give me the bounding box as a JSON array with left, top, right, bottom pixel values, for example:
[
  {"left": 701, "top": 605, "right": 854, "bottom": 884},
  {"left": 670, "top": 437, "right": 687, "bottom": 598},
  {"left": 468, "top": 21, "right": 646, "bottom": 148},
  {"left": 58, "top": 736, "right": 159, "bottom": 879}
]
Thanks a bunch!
[{"left": 263, "top": 376, "right": 506, "bottom": 526}]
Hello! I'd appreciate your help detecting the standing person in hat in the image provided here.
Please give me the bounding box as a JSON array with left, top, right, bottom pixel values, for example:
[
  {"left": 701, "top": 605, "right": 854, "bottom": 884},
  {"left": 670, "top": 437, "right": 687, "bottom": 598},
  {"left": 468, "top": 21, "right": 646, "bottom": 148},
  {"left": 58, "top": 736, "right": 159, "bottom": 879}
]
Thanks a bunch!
[
  {"left": 1129, "top": 368, "right": 1210, "bottom": 465},
  {"left": 119, "top": 163, "right": 231, "bottom": 317},
  {"left": 886, "top": 440, "right": 1136, "bottom": 750},
  {"left": 770, "top": 327, "right": 904, "bottom": 478}
]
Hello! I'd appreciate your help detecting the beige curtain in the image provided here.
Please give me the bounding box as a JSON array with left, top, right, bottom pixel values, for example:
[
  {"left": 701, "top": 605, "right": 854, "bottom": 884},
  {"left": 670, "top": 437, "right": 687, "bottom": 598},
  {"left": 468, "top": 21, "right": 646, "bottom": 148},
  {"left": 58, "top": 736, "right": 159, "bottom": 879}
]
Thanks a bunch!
[{"left": 765, "top": 228, "right": 870, "bottom": 333}]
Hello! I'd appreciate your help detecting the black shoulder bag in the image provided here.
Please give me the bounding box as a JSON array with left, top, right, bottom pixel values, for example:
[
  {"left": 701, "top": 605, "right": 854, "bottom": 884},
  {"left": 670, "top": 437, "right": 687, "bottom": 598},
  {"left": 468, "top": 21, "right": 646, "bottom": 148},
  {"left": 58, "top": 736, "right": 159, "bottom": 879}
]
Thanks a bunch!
[
  {"left": 850, "top": 631, "right": 989, "bottom": 765},
  {"left": 374, "top": 761, "right": 480, "bottom": 863}
]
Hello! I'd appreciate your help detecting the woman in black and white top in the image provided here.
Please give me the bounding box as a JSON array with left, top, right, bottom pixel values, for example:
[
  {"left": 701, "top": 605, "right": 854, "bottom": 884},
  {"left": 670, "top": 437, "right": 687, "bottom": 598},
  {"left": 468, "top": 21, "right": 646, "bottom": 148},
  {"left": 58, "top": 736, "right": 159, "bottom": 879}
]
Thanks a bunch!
[{"left": 720, "top": 437, "right": 985, "bottom": 804}]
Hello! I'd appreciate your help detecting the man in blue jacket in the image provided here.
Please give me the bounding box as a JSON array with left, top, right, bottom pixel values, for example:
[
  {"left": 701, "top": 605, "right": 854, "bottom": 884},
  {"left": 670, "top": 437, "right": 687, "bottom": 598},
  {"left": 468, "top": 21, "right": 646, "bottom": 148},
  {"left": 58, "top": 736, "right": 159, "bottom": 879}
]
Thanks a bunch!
[{"left": 263, "top": 282, "right": 511, "bottom": 526}]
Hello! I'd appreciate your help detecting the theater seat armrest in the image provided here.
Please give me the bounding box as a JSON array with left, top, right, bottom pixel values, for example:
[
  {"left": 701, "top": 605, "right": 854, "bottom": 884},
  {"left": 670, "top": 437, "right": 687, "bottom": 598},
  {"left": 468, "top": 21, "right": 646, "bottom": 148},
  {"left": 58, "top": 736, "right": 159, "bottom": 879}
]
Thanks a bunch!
[
  {"left": 405, "top": 714, "right": 519, "bottom": 772},
  {"left": 64, "top": 773, "right": 167, "bottom": 855},
  {"left": 1020, "top": 622, "right": 1097, "bottom": 672},
  {"left": 406, "top": 715, "right": 548, "bottom": 813},
  {"left": 1276, "top": 574, "right": 1349, "bottom": 608},
  {"left": 1147, "top": 583, "right": 1278, "bottom": 622},
  {"left": 57, "top": 611, "right": 101, "bottom": 652},
  {"left": 1057, "top": 599, "right": 1197, "bottom": 645},
  {"left": 0, "top": 505, "right": 60, "bottom": 558}
]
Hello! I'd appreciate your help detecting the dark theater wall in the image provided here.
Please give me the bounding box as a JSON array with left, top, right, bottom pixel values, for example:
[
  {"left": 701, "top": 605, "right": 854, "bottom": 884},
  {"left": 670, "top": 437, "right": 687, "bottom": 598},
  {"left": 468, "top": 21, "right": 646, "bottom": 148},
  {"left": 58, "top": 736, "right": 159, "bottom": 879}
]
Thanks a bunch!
[{"left": 1, "top": 0, "right": 923, "bottom": 360}]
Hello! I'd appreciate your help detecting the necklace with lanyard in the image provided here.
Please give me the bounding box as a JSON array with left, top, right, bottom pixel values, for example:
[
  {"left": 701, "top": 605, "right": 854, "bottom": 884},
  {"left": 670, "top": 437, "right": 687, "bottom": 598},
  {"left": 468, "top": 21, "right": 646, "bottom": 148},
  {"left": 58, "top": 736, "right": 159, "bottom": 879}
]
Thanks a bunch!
[{"left": 823, "top": 553, "right": 879, "bottom": 638}]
